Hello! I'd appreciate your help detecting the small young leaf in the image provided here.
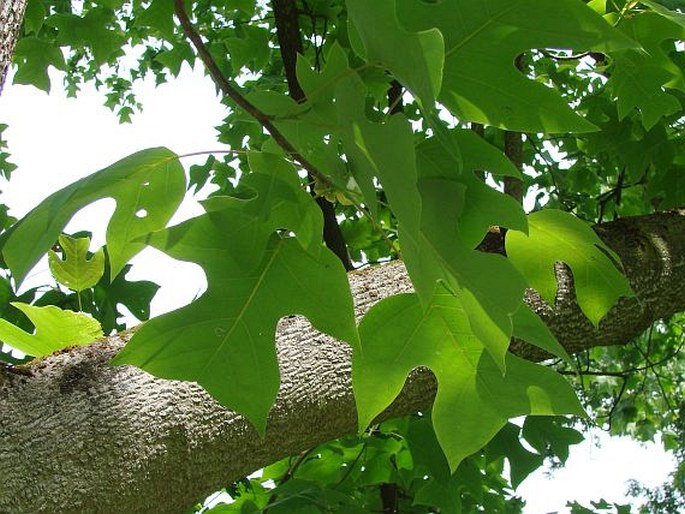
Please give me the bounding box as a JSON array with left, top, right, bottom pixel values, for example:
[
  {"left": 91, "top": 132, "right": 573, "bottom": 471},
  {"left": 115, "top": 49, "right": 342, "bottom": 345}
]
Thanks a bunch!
[
  {"left": 48, "top": 234, "right": 105, "bottom": 292},
  {"left": 0, "top": 302, "right": 103, "bottom": 357},
  {"left": 506, "top": 210, "right": 634, "bottom": 326}
]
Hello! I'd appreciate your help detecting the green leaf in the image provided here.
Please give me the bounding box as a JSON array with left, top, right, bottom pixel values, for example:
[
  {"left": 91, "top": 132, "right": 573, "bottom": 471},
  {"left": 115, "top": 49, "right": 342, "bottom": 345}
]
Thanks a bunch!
[
  {"left": 334, "top": 71, "right": 527, "bottom": 371},
  {"left": 608, "top": 11, "right": 685, "bottom": 129},
  {"left": 506, "top": 209, "right": 634, "bottom": 326},
  {"left": 114, "top": 155, "right": 358, "bottom": 432},
  {"left": 511, "top": 304, "right": 570, "bottom": 362},
  {"left": 0, "top": 303, "right": 103, "bottom": 357},
  {"left": 155, "top": 43, "right": 195, "bottom": 77},
  {"left": 115, "top": 236, "right": 356, "bottom": 434},
  {"left": 521, "top": 416, "right": 584, "bottom": 464},
  {"left": 3, "top": 147, "right": 186, "bottom": 286},
  {"left": 48, "top": 234, "right": 105, "bottom": 292},
  {"left": 47, "top": 7, "right": 126, "bottom": 65},
  {"left": 485, "top": 422, "right": 543, "bottom": 488},
  {"left": 353, "top": 288, "right": 585, "bottom": 471},
  {"left": 135, "top": 0, "right": 176, "bottom": 40},
  {"left": 11, "top": 36, "right": 66, "bottom": 92},
  {"left": 416, "top": 131, "right": 526, "bottom": 249},
  {"left": 24, "top": 0, "right": 47, "bottom": 35},
  {"left": 395, "top": 0, "right": 637, "bottom": 132},
  {"left": 346, "top": 0, "right": 444, "bottom": 107},
  {"left": 95, "top": 262, "right": 159, "bottom": 331}
]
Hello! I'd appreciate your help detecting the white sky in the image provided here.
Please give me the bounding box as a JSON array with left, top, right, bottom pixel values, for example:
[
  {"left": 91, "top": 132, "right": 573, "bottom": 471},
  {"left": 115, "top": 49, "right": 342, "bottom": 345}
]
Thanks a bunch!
[{"left": 0, "top": 65, "right": 676, "bottom": 513}]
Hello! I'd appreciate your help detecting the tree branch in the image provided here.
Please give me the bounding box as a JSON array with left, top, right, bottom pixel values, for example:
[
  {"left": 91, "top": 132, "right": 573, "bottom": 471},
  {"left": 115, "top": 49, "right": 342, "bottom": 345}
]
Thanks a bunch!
[
  {"left": 270, "top": 0, "right": 353, "bottom": 270},
  {"left": 173, "top": 0, "right": 334, "bottom": 190},
  {"left": 2, "top": 210, "right": 685, "bottom": 513},
  {"left": 0, "top": 0, "right": 26, "bottom": 94}
]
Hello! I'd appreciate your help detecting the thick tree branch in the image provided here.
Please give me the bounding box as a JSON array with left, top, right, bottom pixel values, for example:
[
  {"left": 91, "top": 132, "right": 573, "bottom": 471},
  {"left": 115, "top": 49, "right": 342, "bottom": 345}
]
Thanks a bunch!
[
  {"left": 2, "top": 210, "right": 685, "bottom": 513},
  {"left": 0, "top": 0, "right": 26, "bottom": 94}
]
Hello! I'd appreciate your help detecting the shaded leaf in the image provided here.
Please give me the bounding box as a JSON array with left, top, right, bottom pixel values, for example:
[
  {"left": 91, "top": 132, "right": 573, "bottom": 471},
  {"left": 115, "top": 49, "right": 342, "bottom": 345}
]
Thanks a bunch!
[
  {"left": 11, "top": 36, "right": 66, "bottom": 92},
  {"left": 135, "top": 0, "right": 176, "bottom": 40},
  {"left": 3, "top": 148, "right": 186, "bottom": 285},
  {"left": 395, "top": 0, "right": 637, "bottom": 132},
  {"left": 485, "top": 422, "right": 543, "bottom": 488},
  {"left": 347, "top": 0, "right": 444, "bottom": 107},
  {"left": 608, "top": 11, "right": 685, "bottom": 129},
  {"left": 48, "top": 234, "right": 105, "bottom": 292},
  {"left": 47, "top": 7, "right": 126, "bottom": 65}
]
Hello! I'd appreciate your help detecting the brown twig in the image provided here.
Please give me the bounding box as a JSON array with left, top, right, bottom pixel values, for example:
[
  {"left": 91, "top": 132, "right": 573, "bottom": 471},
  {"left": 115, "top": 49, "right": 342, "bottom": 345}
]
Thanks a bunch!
[{"left": 173, "top": 0, "right": 334, "bottom": 190}]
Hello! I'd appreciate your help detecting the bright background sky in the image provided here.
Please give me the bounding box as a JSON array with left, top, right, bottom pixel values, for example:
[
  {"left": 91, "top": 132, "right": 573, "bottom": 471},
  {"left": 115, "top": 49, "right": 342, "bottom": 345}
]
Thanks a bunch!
[{"left": 0, "top": 65, "right": 677, "bottom": 513}]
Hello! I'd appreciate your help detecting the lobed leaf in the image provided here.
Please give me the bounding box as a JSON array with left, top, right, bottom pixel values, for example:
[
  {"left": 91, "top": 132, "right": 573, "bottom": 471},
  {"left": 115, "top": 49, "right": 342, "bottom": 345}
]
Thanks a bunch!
[
  {"left": 347, "top": 0, "right": 444, "bottom": 107},
  {"left": 353, "top": 288, "right": 585, "bottom": 471},
  {"left": 0, "top": 302, "right": 103, "bottom": 357},
  {"left": 3, "top": 148, "right": 186, "bottom": 285},
  {"left": 506, "top": 209, "right": 634, "bottom": 326},
  {"left": 608, "top": 10, "right": 685, "bottom": 129},
  {"left": 114, "top": 154, "right": 358, "bottom": 432},
  {"left": 395, "top": 0, "right": 637, "bottom": 133},
  {"left": 48, "top": 234, "right": 105, "bottom": 292}
]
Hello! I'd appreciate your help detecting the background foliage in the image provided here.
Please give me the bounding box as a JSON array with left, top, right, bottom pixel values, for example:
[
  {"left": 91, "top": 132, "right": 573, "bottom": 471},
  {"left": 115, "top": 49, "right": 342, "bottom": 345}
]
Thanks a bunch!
[{"left": 3, "top": 0, "right": 685, "bottom": 511}]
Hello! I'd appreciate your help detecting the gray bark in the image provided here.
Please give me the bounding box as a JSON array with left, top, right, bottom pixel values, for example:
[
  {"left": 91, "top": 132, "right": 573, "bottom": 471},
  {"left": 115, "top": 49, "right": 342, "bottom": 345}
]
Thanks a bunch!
[
  {"left": 0, "top": 0, "right": 26, "bottom": 94},
  {"left": 1, "top": 210, "right": 684, "bottom": 514}
]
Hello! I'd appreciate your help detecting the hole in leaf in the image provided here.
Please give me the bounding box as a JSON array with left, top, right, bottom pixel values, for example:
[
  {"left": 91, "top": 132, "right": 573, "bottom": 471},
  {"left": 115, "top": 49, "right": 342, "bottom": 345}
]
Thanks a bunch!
[{"left": 136, "top": 209, "right": 148, "bottom": 218}]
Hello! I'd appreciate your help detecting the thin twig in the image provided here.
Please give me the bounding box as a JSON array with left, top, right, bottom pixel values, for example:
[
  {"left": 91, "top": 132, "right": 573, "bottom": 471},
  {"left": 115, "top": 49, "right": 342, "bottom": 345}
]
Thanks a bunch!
[{"left": 173, "top": 0, "right": 334, "bottom": 189}]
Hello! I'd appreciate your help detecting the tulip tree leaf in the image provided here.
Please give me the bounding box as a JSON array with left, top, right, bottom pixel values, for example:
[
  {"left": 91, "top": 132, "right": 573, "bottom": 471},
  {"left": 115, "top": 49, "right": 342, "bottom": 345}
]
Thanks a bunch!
[
  {"left": 47, "top": 7, "right": 126, "bottom": 65},
  {"left": 346, "top": 0, "right": 444, "bottom": 107},
  {"left": 48, "top": 234, "right": 105, "bottom": 292},
  {"left": 608, "top": 11, "right": 685, "bottom": 130},
  {"left": 416, "top": 132, "right": 526, "bottom": 249},
  {"left": 506, "top": 209, "right": 634, "bottom": 326},
  {"left": 0, "top": 302, "right": 103, "bottom": 357},
  {"left": 3, "top": 147, "right": 186, "bottom": 286},
  {"left": 353, "top": 288, "right": 585, "bottom": 471},
  {"left": 395, "top": 0, "right": 637, "bottom": 132},
  {"left": 114, "top": 154, "right": 358, "bottom": 433},
  {"left": 135, "top": 0, "right": 176, "bottom": 40},
  {"left": 334, "top": 71, "right": 528, "bottom": 371},
  {"left": 11, "top": 36, "right": 66, "bottom": 92}
]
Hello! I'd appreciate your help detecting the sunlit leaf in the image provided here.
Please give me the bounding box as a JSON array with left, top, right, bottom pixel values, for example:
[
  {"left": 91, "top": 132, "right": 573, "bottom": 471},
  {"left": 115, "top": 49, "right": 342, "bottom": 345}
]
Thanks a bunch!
[
  {"left": 0, "top": 302, "right": 103, "bottom": 357},
  {"left": 506, "top": 209, "right": 634, "bottom": 326},
  {"left": 353, "top": 288, "right": 585, "bottom": 471},
  {"left": 114, "top": 153, "right": 358, "bottom": 432}
]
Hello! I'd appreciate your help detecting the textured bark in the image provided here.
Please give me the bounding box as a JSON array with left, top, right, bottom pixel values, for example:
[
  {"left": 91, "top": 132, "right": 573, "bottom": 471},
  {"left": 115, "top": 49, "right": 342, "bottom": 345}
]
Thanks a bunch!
[
  {"left": 1, "top": 210, "right": 685, "bottom": 513},
  {"left": 0, "top": 0, "right": 25, "bottom": 94}
]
